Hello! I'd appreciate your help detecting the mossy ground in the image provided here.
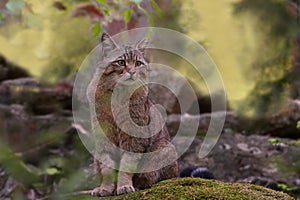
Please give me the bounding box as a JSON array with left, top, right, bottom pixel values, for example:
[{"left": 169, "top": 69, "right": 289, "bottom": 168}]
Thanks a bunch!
[{"left": 66, "top": 178, "right": 294, "bottom": 200}]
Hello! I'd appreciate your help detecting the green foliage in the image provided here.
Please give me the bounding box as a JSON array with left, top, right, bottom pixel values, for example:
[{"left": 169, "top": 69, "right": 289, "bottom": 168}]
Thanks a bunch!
[
  {"left": 234, "top": 0, "right": 300, "bottom": 118},
  {"left": 278, "top": 183, "right": 289, "bottom": 191},
  {"left": 0, "top": 104, "right": 92, "bottom": 197},
  {"left": 297, "top": 121, "right": 300, "bottom": 129},
  {"left": 1, "top": 0, "right": 164, "bottom": 81},
  {"left": 123, "top": 9, "right": 133, "bottom": 23},
  {"left": 92, "top": 21, "right": 102, "bottom": 38},
  {"left": 45, "top": 167, "right": 61, "bottom": 175},
  {"left": 0, "top": 0, "right": 95, "bottom": 81},
  {"left": 268, "top": 138, "right": 280, "bottom": 144},
  {"left": 97, "top": 0, "right": 109, "bottom": 7},
  {"left": 0, "top": 141, "right": 39, "bottom": 186},
  {"left": 149, "top": 0, "right": 163, "bottom": 17},
  {"left": 278, "top": 183, "right": 300, "bottom": 198},
  {"left": 233, "top": 0, "right": 298, "bottom": 40},
  {"left": 96, "top": 0, "right": 110, "bottom": 16},
  {"left": 90, "top": 0, "right": 164, "bottom": 36},
  {"left": 238, "top": 57, "right": 291, "bottom": 118}
]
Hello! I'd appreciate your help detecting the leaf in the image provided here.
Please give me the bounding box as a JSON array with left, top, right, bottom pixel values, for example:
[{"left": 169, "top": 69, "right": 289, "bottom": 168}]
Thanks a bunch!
[
  {"left": 0, "top": 141, "right": 39, "bottom": 186},
  {"left": 137, "top": 4, "right": 154, "bottom": 26},
  {"left": 6, "top": 0, "right": 25, "bottom": 13},
  {"left": 297, "top": 121, "right": 300, "bottom": 129},
  {"left": 278, "top": 183, "right": 288, "bottom": 190},
  {"left": 149, "top": 0, "right": 163, "bottom": 17},
  {"left": 123, "top": 9, "right": 132, "bottom": 23},
  {"left": 103, "top": 9, "right": 110, "bottom": 16},
  {"left": 46, "top": 167, "right": 61, "bottom": 175},
  {"left": 92, "top": 21, "right": 102, "bottom": 38},
  {"left": 96, "top": 0, "right": 109, "bottom": 16},
  {"left": 97, "top": 0, "right": 109, "bottom": 7},
  {"left": 268, "top": 138, "right": 280, "bottom": 144}
]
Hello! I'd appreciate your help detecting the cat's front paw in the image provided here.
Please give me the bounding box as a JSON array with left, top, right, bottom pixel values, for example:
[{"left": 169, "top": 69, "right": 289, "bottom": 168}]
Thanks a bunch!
[
  {"left": 116, "top": 185, "right": 135, "bottom": 195},
  {"left": 91, "top": 185, "right": 114, "bottom": 197}
]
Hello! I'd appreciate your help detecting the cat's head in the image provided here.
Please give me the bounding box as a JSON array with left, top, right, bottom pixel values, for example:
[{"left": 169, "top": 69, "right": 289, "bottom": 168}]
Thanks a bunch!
[{"left": 100, "top": 32, "right": 149, "bottom": 86}]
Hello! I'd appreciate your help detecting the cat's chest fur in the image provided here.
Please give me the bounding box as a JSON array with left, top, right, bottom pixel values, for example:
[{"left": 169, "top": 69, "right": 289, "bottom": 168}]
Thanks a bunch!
[{"left": 94, "top": 81, "right": 153, "bottom": 152}]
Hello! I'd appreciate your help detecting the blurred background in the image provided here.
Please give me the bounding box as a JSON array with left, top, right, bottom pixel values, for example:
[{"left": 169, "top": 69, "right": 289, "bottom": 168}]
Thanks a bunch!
[{"left": 0, "top": 0, "right": 300, "bottom": 199}]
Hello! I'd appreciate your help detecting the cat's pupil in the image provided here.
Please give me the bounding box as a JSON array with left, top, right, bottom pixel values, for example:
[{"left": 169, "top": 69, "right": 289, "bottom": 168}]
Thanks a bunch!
[
  {"left": 117, "top": 60, "right": 126, "bottom": 66},
  {"left": 136, "top": 61, "right": 142, "bottom": 67}
]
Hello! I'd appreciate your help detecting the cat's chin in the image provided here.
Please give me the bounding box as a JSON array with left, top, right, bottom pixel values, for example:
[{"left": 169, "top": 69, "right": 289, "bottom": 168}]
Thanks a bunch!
[{"left": 117, "top": 77, "right": 139, "bottom": 86}]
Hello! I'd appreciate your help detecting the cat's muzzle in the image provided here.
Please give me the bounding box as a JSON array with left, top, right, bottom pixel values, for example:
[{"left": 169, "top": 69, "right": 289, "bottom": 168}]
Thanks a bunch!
[{"left": 119, "top": 72, "right": 138, "bottom": 85}]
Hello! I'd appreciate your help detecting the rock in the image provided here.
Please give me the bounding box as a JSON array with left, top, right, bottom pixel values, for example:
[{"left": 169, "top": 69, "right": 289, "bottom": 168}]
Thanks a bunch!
[
  {"left": 175, "top": 133, "right": 300, "bottom": 189},
  {"left": 148, "top": 68, "right": 229, "bottom": 115},
  {"left": 0, "top": 167, "right": 17, "bottom": 198},
  {"left": 187, "top": 92, "right": 230, "bottom": 114},
  {"left": 0, "top": 55, "right": 30, "bottom": 82},
  {"left": 188, "top": 94, "right": 213, "bottom": 114},
  {"left": 0, "top": 78, "right": 72, "bottom": 115},
  {"left": 240, "top": 99, "right": 300, "bottom": 138},
  {"left": 0, "top": 103, "right": 72, "bottom": 155},
  {"left": 2, "top": 77, "right": 39, "bottom": 86},
  {"left": 239, "top": 176, "right": 279, "bottom": 191},
  {"left": 267, "top": 99, "right": 300, "bottom": 138},
  {"left": 166, "top": 111, "right": 239, "bottom": 136},
  {"left": 180, "top": 166, "right": 215, "bottom": 179},
  {"left": 82, "top": 178, "right": 293, "bottom": 200}
]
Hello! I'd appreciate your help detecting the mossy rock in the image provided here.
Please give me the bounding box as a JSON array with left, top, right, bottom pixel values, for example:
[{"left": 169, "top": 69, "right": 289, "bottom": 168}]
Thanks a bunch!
[{"left": 68, "top": 178, "right": 294, "bottom": 200}]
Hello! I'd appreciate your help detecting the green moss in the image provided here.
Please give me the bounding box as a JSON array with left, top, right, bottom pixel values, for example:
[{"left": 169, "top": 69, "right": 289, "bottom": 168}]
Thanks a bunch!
[{"left": 69, "top": 178, "right": 294, "bottom": 200}]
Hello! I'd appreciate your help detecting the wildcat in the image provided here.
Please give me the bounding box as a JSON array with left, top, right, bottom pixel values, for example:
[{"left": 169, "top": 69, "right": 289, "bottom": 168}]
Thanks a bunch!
[{"left": 87, "top": 33, "right": 178, "bottom": 197}]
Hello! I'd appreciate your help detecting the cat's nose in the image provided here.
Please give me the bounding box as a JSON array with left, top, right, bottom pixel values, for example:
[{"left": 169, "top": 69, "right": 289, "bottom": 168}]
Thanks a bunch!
[{"left": 128, "top": 70, "right": 136, "bottom": 76}]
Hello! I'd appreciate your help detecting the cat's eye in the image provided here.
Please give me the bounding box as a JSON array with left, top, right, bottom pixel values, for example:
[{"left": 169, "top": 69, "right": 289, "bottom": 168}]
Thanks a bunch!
[
  {"left": 117, "top": 60, "right": 126, "bottom": 66},
  {"left": 135, "top": 61, "right": 143, "bottom": 67}
]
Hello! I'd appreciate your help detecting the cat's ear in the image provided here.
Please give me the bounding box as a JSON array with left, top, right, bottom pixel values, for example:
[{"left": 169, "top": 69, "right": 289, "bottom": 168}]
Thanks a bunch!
[
  {"left": 135, "top": 38, "right": 149, "bottom": 54},
  {"left": 100, "top": 32, "right": 118, "bottom": 56}
]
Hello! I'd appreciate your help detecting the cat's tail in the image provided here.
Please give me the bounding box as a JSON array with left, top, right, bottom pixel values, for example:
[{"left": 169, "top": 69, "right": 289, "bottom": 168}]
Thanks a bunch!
[{"left": 180, "top": 166, "right": 215, "bottom": 180}]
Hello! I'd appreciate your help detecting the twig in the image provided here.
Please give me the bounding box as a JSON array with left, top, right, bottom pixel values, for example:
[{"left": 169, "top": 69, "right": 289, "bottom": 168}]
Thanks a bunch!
[{"left": 15, "top": 142, "right": 52, "bottom": 157}]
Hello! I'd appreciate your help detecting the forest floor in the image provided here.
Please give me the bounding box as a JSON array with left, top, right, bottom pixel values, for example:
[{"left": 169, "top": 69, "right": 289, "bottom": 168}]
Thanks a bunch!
[{"left": 0, "top": 57, "right": 299, "bottom": 199}]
